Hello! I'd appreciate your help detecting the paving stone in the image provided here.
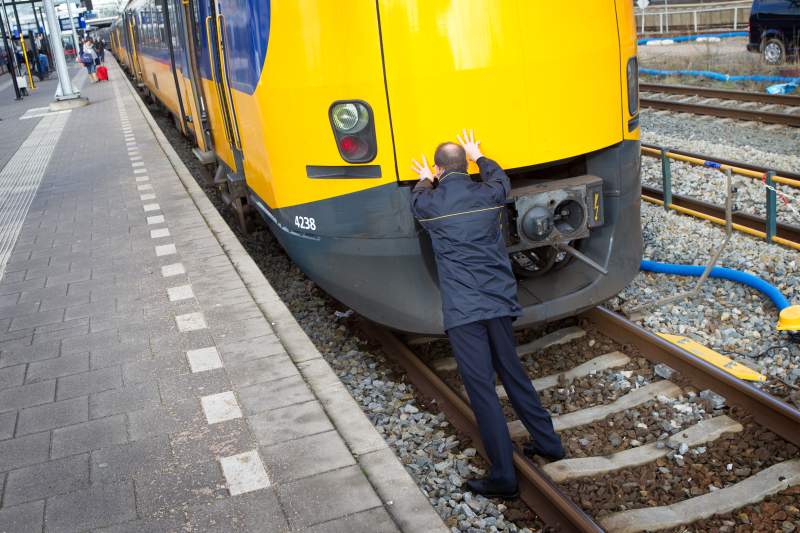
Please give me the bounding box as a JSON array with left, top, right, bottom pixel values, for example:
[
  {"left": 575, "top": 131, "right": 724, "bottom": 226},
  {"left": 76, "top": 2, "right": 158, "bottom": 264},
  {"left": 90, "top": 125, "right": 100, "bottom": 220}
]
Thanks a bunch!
[
  {"left": 201, "top": 391, "right": 242, "bottom": 425},
  {"left": 277, "top": 465, "right": 382, "bottom": 530},
  {"left": 45, "top": 481, "right": 136, "bottom": 532},
  {"left": 56, "top": 366, "right": 122, "bottom": 400},
  {"left": 220, "top": 450, "right": 270, "bottom": 495},
  {"left": 37, "top": 292, "right": 91, "bottom": 312},
  {"left": 0, "top": 302, "right": 39, "bottom": 321},
  {"left": 121, "top": 351, "right": 189, "bottom": 384},
  {"left": 0, "top": 432, "right": 51, "bottom": 472},
  {"left": 0, "top": 340, "right": 60, "bottom": 367},
  {"left": 250, "top": 401, "right": 334, "bottom": 447},
  {"left": 61, "top": 329, "right": 118, "bottom": 356},
  {"left": 0, "top": 364, "right": 25, "bottom": 390},
  {"left": 0, "top": 381, "right": 55, "bottom": 412},
  {"left": 226, "top": 353, "right": 299, "bottom": 388},
  {"left": 0, "top": 410, "right": 16, "bottom": 440},
  {"left": 0, "top": 500, "right": 45, "bottom": 533},
  {"left": 8, "top": 308, "right": 65, "bottom": 332},
  {"left": 157, "top": 370, "right": 231, "bottom": 405},
  {"left": 127, "top": 401, "right": 202, "bottom": 441},
  {"left": 91, "top": 435, "right": 172, "bottom": 484},
  {"left": 25, "top": 352, "right": 89, "bottom": 383},
  {"left": 90, "top": 381, "right": 160, "bottom": 418},
  {"left": 51, "top": 415, "right": 128, "bottom": 458},
  {"left": 3, "top": 454, "right": 89, "bottom": 505},
  {"left": 93, "top": 515, "right": 186, "bottom": 533},
  {"left": 237, "top": 375, "right": 315, "bottom": 415},
  {"left": 186, "top": 489, "right": 287, "bottom": 533},
  {"left": 260, "top": 430, "right": 355, "bottom": 484},
  {"left": 90, "top": 341, "right": 151, "bottom": 369},
  {"left": 302, "top": 507, "right": 400, "bottom": 533},
  {"left": 17, "top": 396, "right": 88, "bottom": 435},
  {"left": 134, "top": 458, "right": 226, "bottom": 517}
]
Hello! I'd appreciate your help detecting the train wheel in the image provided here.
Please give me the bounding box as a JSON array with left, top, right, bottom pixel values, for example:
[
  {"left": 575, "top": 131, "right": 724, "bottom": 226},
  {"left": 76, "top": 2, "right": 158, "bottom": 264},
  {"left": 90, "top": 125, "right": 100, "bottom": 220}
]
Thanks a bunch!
[{"left": 510, "top": 247, "right": 557, "bottom": 278}]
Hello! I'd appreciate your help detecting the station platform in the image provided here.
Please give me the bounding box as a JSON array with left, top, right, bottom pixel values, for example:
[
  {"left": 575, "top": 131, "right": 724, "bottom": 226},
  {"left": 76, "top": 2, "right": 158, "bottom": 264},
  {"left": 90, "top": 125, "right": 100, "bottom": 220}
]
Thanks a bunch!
[{"left": 0, "top": 60, "right": 447, "bottom": 532}]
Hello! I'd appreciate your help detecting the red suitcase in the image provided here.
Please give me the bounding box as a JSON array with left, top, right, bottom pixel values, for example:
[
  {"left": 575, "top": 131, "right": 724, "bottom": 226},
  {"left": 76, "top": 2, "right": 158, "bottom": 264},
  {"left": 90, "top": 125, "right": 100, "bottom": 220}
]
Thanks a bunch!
[{"left": 97, "top": 66, "right": 108, "bottom": 81}]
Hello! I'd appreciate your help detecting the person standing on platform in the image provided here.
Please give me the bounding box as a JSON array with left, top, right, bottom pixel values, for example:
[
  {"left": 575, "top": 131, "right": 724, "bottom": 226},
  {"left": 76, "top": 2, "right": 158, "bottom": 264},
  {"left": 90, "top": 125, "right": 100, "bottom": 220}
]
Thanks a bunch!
[
  {"left": 94, "top": 38, "right": 105, "bottom": 64},
  {"left": 410, "top": 130, "right": 565, "bottom": 499},
  {"left": 81, "top": 38, "right": 97, "bottom": 82}
]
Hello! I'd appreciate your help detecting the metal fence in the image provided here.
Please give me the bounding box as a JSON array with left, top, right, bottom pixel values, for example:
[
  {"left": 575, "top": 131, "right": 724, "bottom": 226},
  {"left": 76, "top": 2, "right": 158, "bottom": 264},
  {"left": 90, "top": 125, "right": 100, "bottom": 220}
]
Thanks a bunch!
[{"left": 636, "top": 1, "right": 752, "bottom": 34}]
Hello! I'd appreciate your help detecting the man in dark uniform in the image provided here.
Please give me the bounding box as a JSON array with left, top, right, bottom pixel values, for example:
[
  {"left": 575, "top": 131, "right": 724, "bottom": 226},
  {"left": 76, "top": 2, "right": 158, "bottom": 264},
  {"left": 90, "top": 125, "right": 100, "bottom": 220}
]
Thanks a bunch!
[{"left": 410, "top": 130, "right": 564, "bottom": 499}]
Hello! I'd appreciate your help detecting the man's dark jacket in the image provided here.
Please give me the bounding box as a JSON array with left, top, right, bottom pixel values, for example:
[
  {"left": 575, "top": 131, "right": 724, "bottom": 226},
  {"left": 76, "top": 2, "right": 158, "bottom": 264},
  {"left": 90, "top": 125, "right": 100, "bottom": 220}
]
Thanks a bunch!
[{"left": 411, "top": 157, "right": 522, "bottom": 331}]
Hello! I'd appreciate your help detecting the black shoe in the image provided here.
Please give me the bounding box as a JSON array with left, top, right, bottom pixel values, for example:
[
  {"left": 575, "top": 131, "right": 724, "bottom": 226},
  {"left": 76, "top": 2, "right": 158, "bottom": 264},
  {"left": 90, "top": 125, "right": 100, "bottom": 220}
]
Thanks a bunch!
[
  {"left": 465, "top": 478, "right": 519, "bottom": 500},
  {"left": 523, "top": 441, "right": 566, "bottom": 462}
]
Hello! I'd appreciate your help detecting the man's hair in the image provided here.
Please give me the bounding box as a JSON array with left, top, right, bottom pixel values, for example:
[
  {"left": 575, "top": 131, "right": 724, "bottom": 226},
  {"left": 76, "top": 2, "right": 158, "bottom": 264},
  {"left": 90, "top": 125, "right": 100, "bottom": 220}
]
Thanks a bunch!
[{"left": 434, "top": 142, "right": 468, "bottom": 174}]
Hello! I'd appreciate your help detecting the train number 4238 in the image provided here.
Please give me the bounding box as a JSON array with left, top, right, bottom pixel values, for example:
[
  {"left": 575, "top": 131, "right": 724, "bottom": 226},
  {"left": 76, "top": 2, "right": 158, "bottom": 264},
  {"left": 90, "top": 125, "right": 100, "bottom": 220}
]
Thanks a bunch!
[{"left": 294, "top": 216, "right": 317, "bottom": 231}]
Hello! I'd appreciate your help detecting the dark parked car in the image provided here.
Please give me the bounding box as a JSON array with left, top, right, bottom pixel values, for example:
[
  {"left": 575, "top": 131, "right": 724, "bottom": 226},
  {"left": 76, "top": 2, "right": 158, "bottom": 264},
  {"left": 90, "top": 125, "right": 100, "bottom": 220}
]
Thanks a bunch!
[{"left": 748, "top": 0, "right": 800, "bottom": 64}]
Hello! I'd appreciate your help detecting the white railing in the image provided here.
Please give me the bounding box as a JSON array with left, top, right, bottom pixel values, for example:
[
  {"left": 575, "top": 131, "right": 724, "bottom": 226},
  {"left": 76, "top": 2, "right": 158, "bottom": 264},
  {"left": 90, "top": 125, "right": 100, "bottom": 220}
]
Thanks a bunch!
[{"left": 635, "top": 1, "right": 752, "bottom": 34}]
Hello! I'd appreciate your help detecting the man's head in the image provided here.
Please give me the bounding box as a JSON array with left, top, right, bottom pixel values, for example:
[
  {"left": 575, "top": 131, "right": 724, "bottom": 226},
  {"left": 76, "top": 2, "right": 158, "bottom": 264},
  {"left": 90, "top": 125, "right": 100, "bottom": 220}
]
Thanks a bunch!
[{"left": 434, "top": 142, "right": 468, "bottom": 176}]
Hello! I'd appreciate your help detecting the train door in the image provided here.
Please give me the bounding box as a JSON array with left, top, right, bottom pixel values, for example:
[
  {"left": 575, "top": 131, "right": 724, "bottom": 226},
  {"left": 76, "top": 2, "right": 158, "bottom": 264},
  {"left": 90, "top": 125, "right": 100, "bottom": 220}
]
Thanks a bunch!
[
  {"left": 172, "top": 0, "right": 213, "bottom": 153},
  {"left": 202, "top": 0, "right": 245, "bottom": 180},
  {"left": 126, "top": 11, "right": 144, "bottom": 82}
]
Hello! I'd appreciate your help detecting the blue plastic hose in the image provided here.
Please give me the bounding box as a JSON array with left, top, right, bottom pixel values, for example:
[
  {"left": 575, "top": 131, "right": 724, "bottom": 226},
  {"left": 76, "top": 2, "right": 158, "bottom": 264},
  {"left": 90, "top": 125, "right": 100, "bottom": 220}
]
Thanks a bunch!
[
  {"left": 640, "top": 67, "right": 800, "bottom": 84},
  {"left": 637, "top": 31, "right": 747, "bottom": 45},
  {"left": 640, "top": 260, "right": 790, "bottom": 311}
]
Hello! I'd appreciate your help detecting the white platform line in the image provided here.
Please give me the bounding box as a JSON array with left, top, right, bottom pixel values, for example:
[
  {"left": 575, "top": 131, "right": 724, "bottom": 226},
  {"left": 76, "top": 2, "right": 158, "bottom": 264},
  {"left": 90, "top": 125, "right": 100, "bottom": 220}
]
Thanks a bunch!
[
  {"left": 176, "top": 312, "right": 207, "bottom": 332},
  {"left": 220, "top": 451, "right": 271, "bottom": 495},
  {"left": 155, "top": 244, "right": 176, "bottom": 257},
  {"left": 161, "top": 263, "right": 185, "bottom": 277},
  {"left": 167, "top": 284, "right": 194, "bottom": 302},
  {"left": 150, "top": 228, "right": 170, "bottom": 239},
  {"left": 147, "top": 215, "right": 165, "bottom": 225},
  {"left": 186, "top": 346, "right": 221, "bottom": 372},
  {"left": 201, "top": 391, "right": 243, "bottom": 424}
]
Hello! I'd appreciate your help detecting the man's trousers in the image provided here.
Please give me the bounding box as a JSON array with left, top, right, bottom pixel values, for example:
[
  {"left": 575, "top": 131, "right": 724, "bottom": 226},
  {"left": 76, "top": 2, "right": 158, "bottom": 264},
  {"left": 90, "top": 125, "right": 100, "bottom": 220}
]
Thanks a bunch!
[{"left": 447, "top": 316, "right": 562, "bottom": 485}]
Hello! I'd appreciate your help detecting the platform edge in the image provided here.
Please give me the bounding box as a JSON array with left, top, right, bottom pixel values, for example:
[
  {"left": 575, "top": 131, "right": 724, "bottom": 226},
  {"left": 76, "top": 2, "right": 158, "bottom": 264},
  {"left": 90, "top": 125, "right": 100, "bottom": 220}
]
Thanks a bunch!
[{"left": 118, "top": 69, "right": 448, "bottom": 533}]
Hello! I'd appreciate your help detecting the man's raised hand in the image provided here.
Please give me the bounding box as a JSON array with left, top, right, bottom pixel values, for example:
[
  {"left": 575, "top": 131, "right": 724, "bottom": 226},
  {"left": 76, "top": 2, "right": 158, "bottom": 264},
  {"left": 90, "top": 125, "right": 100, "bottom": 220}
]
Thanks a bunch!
[
  {"left": 457, "top": 129, "right": 483, "bottom": 162},
  {"left": 412, "top": 155, "right": 434, "bottom": 181}
]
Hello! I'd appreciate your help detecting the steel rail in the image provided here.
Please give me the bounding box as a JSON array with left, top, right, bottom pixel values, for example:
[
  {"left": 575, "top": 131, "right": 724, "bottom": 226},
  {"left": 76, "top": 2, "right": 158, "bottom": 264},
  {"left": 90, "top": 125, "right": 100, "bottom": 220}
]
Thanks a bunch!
[
  {"left": 640, "top": 97, "right": 800, "bottom": 127},
  {"left": 584, "top": 307, "right": 800, "bottom": 448},
  {"left": 641, "top": 185, "right": 800, "bottom": 250},
  {"left": 641, "top": 144, "right": 800, "bottom": 188},
  {"left": 360, "top": 321, "right": 603, "bottom": 533},
  {"left": 640, "top": 83, "right": 800, "bottom": 107}
]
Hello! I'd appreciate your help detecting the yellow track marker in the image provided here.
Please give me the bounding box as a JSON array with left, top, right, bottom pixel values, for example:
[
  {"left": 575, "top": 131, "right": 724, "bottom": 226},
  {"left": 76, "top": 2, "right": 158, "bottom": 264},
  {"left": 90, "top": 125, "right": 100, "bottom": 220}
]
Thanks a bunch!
[{"left": 657, "top": 333, "right": 766, "bottom": 382}]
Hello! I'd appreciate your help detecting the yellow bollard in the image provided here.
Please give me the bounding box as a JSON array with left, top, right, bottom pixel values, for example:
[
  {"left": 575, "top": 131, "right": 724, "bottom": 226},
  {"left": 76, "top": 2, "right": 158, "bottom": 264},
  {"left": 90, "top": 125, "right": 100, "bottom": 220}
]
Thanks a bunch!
[{"left": 19, "top": 37, "right": 35, "bottom": 90}]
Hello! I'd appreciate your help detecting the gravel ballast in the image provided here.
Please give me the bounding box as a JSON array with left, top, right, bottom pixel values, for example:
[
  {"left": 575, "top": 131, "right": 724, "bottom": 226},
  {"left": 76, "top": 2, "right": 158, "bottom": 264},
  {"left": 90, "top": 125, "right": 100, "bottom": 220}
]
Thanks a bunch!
[
  {"left": 149, "top": 110, "right": 545, "bottom": 533},
  {"left": 142, "top": 90, "right": 800, "bottom": 532}
]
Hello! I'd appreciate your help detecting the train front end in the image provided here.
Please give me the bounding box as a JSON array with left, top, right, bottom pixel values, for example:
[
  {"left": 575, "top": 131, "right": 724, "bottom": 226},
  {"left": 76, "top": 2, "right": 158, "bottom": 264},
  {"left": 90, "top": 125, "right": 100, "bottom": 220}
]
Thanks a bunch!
[{"left": 244, "top": 1, "right": 642, "bottom": 335}]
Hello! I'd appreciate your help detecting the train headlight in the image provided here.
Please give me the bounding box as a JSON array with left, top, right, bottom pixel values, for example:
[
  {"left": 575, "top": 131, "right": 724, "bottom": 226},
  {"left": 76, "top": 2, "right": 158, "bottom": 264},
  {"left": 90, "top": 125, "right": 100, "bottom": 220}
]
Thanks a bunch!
[
  {"left": 627, "top": 57, "right": 639, "bottom": 116},
  {"left": 331, "top": 103, "right": 368, "bottom": 133},
  {"left": 329, "top": 100, "right": 377, "bottom": 163}
]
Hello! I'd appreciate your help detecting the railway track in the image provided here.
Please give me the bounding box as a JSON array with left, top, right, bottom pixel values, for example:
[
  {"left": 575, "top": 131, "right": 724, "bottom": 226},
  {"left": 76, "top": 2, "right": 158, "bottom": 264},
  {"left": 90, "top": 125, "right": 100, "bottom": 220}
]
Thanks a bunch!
[
  {"left": 641, "top": 186, "right": 800, "bottom": 250},
  {"left": 640, "top": 83, "right": 800, "bottom": 127},
  {"left": 363, "top": 308, "right": 800, "bottom": 532},
  {"left": 640, "top": 144, "right": 800, "bottom": 250}
]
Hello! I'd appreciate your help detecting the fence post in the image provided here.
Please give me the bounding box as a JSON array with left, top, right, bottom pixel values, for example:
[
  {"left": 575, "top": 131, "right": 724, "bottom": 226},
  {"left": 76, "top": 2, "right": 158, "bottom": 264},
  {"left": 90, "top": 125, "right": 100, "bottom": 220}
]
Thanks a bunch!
[
  {"left": 694, "top": 11, "right": 698, "bottom": 33},
  {"left": 733, "top": 7, "right": 738, "bottom": 30},
  {"left": 661, "top": 148, "right": 672, "bottom": 210},
  {"left": 765, "top": 171, "right": 777, "bottom": 242}
]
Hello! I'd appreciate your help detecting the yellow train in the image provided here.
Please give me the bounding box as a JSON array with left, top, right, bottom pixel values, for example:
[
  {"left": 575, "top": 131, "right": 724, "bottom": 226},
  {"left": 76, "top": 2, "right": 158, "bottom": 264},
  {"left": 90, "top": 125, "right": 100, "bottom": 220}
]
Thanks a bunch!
[{"left": 112, "top": 1, "right": 642, "bottom": 335}]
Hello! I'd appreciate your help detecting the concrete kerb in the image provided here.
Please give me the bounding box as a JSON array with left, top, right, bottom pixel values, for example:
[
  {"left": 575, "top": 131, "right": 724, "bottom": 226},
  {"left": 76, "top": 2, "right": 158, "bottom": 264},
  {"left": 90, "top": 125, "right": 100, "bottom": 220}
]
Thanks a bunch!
[{"left": 118, "top": 64, "right": 448, "bottom": 533}]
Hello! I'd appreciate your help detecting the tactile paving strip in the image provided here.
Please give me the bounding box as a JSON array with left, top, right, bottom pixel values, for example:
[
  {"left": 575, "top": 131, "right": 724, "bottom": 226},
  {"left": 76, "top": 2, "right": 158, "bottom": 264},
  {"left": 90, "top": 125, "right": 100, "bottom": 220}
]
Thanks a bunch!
[{"left": 0, "top": 111, "right": 70, "bottom": 280}]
